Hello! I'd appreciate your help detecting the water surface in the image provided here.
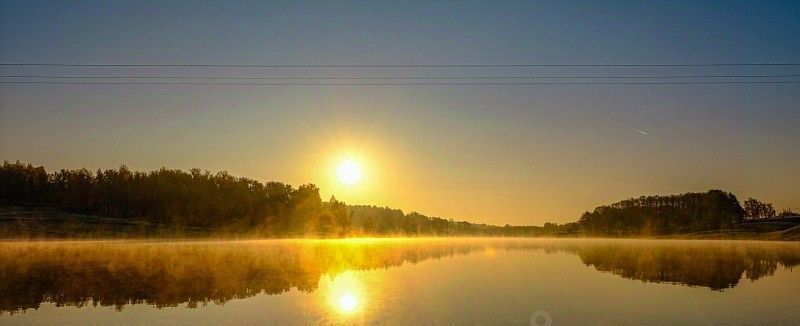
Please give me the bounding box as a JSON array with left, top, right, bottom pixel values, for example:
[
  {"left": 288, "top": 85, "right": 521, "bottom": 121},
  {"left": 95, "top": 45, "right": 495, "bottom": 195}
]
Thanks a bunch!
[{"left": 1, "top": 238, "right": 799, "bottom": 325}]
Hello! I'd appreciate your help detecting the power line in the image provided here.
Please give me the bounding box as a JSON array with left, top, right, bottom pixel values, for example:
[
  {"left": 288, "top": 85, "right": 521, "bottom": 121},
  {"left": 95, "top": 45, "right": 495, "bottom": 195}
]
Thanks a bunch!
[
  {"left": 2, "top": 81, "right": 799, "bottom": 86},
  {"left": 2, "top": 74, "right": 799, "bottom": 80},
  {"left": 2, "top": 62, "right": 800, "bottom": 68}
]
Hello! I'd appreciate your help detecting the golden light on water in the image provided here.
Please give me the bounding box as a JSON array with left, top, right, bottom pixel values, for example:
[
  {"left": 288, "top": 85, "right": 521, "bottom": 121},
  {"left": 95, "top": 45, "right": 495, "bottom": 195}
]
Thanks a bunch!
[
  {"left": 337, "top": 292, "right": 359, "bottom": 312},
  {"left": 336, "top": 159, "right": 363, "bottom": 186},
  {"left": 324, "top": 272, "right": 364, "bottom": 314}
]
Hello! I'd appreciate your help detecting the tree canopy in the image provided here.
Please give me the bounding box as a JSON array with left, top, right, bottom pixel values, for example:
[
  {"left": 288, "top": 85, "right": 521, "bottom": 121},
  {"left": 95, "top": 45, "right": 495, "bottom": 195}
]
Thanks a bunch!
[
  {"left": 3, "top": 161, "right": 789, "bottom": 238},
  {"left": 578, "top": 190, "right": 746, "bottom": 235},
  {"left": 1, "top": 161, "right": 555, "bottom": 237}
]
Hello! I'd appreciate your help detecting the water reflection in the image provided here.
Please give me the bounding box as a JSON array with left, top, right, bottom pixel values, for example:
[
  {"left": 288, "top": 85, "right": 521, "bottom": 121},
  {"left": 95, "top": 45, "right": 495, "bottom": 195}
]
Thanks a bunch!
[
  {"left": 324, "top": 272, "right": 364, "bottom": 314},
  {"left": 0, "top": 239, "right": 798, "bottom": 315},
  {"left": 572, "top": 241, "right": 800, "bottom": 290}
]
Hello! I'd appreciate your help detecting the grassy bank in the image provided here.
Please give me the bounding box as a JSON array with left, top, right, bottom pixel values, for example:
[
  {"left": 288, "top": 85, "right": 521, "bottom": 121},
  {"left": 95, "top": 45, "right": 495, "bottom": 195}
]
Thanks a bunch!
[{"left": 0, "top": 205, "right": 228, "bottom": 239}]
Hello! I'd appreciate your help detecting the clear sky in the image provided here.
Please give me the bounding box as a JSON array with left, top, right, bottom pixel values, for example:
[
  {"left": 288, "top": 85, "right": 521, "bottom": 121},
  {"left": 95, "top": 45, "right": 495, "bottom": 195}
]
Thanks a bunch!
[{"left": 1, "top": 1, "right": 799, "bottom": 225}]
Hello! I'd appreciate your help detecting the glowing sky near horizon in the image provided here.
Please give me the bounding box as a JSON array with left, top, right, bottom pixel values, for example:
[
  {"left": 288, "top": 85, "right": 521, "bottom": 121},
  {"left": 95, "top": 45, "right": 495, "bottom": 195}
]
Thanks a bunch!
[{"left": 1, "top": 1, "right": 798, "bottom": 225}]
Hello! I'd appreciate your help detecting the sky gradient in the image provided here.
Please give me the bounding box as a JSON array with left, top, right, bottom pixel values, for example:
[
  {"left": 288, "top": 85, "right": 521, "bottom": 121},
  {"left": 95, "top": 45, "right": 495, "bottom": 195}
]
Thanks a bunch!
[{"left": 1, "top": 1, "right": 799, "bottom": 225}]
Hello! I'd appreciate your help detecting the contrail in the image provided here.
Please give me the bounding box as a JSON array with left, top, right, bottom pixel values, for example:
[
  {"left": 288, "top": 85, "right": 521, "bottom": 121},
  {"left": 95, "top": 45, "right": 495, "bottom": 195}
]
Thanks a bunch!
[{"left": 600, "top": 116, "right": 649, "bottom": 135}]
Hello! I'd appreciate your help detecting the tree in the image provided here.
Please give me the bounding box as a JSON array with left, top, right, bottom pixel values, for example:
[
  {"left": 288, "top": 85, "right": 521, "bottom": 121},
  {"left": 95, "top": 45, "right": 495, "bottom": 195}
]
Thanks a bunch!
[
  {"left": 324, "top": 196, "right": 350, "bottom": 235},
  {"left": 0, "top": 161, "right": 767, "bottom": 238},
  {"left": 777, "top": 208, "right": 798, "bottom": 218},
  {"left": 579, "top": 190, "right": 744, "bottom": 235},
  {"left": 744, "top": 198, "right": 776, "bottom": 219}
]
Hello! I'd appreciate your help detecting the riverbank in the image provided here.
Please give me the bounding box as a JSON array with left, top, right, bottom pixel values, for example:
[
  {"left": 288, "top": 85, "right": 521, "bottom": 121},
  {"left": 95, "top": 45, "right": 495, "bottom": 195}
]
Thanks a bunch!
[
  {"left": 668, "top": 224, "right": 800, "bottom": 241},
  {"left": 0, "top": 206, "right": 226, "bottom": 239},
  {"left": 2, "top": 205, "right": 798, "bottom": 240}
]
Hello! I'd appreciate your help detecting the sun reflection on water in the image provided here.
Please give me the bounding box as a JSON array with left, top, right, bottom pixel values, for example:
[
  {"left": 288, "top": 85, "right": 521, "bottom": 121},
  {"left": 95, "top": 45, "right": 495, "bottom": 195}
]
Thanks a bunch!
[
  {"left": 323, "top": 272, "right": 364, "bottom": 315},
  {"left": 337, "top": 292, "right": 358, "bottom": 312}
]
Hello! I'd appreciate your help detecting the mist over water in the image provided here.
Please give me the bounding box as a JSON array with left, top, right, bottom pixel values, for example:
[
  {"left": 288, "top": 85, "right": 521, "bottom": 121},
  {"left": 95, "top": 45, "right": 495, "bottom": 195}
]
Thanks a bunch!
[{"left": 1, "top": 238, "right": 799, "bottom": 324}]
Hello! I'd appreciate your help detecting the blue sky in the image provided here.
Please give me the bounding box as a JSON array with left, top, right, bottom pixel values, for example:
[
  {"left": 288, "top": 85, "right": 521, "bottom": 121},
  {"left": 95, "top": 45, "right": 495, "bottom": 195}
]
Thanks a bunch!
[{"left": 1, "top": 1, "right": 799, "bottom": 224}]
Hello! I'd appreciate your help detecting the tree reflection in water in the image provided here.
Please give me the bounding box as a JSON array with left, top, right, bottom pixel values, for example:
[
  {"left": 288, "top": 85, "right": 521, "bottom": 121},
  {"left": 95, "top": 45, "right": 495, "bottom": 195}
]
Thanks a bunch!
[{"left": 0, "top": 239, "right": 798, "bottom": 314}]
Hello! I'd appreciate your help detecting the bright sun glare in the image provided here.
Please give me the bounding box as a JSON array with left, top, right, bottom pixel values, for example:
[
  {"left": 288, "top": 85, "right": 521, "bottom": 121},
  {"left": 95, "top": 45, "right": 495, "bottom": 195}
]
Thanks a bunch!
[
  {"left": 326, "top": 273, "right": 363, "bottom": 314},
  {"left": 337, "top": 292, "right": 359, "bottom": 312},
  {"left": 336, "top": 159, "right": 363, "bottom": 185}
]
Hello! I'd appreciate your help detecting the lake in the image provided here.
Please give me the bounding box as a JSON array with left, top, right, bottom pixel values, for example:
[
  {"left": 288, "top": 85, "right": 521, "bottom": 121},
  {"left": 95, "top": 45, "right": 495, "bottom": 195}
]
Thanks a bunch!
[{"left": 1, "top": 238, "right": 799, "bottom": 325}]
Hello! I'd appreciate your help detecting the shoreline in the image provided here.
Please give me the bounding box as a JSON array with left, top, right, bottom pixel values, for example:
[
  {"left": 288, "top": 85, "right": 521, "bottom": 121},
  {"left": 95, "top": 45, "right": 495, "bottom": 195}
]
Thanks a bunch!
[{"left": 3, "top": 205, "right": 798, "bottom": 241}]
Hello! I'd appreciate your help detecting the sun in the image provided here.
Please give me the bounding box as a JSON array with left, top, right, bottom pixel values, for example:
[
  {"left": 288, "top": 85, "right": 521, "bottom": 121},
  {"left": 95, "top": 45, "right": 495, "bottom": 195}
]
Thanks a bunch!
[{"left": 336, "top": 159, "right": 363, "bottom": 185}]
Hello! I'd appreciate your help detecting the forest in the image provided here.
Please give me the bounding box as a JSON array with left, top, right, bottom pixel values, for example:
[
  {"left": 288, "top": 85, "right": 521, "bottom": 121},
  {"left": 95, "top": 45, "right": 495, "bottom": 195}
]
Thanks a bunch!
[
  {"left": 577, "top": 191, "right": 797, "bottom": 235},
  {"left": 0, "top": 161, "right": 795, "bottom": 237},
  {"left": 578, "top": 190, "right": 745, "bottom": 235},
  {"left": 0, "top": 161, "right": 567, "bottom": 236}
]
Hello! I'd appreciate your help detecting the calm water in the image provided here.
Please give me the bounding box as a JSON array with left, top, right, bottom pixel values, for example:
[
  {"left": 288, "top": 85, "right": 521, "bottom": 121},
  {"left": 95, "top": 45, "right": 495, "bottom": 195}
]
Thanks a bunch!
[{"left": 1, "top": 238, "right": 799, "bottom": 325}]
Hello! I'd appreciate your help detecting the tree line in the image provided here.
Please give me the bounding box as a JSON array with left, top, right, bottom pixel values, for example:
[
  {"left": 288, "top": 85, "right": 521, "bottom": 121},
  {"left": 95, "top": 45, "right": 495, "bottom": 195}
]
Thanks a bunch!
[
  {"left": 743, "top": 197, "right": 798, "bottom": 219},
  {"left": 578, "top": 190, "right": 746, "bottom": 235},
  {"left": 578, "top": 190, "right": 798, "bottom": 235},
  {"left": 1, "top": 161, "right": 795, "bottom": 237},
  {"left": 1, "top": 161, "right": 563, "bottom": 236},
  {"left": 0, "top": 161, "right": 349, "bottom": 236},
  {"left": 347, "top": 205, "right": 579, "bottom": 236}
]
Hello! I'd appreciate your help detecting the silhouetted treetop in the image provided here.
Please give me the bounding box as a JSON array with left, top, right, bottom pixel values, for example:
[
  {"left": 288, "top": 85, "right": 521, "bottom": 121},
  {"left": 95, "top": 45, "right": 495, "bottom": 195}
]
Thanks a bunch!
[{"left": 578, "top": 190, "right": 745, "bottom": 235}]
